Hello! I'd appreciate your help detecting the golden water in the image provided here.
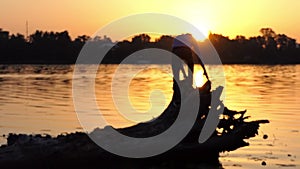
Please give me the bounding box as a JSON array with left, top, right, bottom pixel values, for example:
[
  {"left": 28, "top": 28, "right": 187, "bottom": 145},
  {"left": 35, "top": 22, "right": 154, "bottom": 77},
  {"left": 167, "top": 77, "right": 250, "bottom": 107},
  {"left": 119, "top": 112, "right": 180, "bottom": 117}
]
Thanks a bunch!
[{"left": 0, "top": 64, "right": 299, "bottom": 168}]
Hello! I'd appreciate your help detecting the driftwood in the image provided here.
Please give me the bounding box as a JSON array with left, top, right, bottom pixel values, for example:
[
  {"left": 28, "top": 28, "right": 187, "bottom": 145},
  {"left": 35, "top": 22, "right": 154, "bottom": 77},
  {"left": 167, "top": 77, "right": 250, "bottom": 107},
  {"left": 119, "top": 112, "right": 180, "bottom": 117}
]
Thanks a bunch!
[{"left": 0, "top": 86, "right": 269, "bottom": 169}]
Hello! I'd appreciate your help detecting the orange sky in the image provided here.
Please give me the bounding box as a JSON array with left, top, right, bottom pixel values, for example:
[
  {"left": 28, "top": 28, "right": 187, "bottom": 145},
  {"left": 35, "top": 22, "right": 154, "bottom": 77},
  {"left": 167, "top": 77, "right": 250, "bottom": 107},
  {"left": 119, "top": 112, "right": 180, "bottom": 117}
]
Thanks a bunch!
[{"left": 1, "top": 0, "right": 300, "bottom": 41}]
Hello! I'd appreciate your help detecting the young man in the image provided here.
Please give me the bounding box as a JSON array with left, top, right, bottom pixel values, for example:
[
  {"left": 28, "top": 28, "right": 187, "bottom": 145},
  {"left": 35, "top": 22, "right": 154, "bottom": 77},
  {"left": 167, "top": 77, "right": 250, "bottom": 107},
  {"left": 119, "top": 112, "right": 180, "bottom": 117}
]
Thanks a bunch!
[{"left": 171, "top": 34, "right": 211, "bottom": 105}]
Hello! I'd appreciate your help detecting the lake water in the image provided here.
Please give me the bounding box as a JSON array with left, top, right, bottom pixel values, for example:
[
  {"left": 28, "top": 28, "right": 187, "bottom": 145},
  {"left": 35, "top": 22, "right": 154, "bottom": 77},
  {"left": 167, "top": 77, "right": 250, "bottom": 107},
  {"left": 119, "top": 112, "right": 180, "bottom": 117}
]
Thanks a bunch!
[{"left": 0, "top": 64, "right": 299, "bottom": 168}]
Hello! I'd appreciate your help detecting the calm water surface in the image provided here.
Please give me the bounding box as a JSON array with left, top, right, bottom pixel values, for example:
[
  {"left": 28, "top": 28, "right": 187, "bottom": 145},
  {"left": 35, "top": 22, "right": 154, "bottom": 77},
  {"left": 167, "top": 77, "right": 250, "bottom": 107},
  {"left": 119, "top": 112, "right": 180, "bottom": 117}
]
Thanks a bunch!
[{"left": 0, "top": 64, "right": 299, "bottom": 168}]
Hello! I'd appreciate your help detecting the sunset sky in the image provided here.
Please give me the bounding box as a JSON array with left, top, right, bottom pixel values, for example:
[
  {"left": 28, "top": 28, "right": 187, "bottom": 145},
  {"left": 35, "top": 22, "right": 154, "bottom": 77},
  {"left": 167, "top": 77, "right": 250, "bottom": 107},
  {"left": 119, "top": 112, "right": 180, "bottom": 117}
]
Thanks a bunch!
[{"left": 1, "top": 0, "right": 300, "bottom": 41}]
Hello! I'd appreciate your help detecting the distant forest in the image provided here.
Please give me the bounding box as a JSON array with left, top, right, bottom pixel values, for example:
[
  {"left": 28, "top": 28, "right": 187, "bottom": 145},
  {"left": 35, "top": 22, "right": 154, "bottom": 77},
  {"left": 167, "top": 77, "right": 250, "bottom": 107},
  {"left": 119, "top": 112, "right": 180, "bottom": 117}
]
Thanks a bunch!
[{"left": 0, "top": 28, "right": 299, "bottom": 64}]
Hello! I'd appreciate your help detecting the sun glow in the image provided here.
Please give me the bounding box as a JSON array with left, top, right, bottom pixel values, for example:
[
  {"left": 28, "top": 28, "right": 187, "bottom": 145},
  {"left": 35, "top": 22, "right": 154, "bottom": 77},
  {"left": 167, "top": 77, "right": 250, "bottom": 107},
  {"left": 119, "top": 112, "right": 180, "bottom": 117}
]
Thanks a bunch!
[
  {"left": 193, "top": 66, "right": 207, "bottom": 88},
  {"left": 194, "top": 71, "right": 204, "bottom": 87},
  {"left": 193, "top": 25, "right": 210, "bottom": 41}
]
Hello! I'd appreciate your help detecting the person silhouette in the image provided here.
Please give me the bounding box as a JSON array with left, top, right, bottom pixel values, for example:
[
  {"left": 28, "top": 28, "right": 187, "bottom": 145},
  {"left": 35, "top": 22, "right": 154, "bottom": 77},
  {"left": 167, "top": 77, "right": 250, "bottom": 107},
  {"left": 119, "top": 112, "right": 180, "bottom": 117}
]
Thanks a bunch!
[{"left": 171, "top": 34, "right": 211, "bottom": 105}]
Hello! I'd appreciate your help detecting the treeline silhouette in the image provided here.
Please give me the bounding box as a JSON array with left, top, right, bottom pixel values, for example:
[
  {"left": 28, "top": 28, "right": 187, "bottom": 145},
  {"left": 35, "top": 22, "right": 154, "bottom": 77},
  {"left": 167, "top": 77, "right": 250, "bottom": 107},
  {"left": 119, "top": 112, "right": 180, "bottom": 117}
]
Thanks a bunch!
[{"left": 0, "top": 28, "right": 299, "bottom": 64}]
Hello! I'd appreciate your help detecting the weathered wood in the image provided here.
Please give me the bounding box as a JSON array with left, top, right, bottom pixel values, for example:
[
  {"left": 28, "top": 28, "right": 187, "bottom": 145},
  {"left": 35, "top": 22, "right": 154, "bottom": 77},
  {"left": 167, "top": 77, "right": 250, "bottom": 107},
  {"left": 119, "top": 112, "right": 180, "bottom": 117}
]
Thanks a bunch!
[{"left": 0, "top": 84, "right": 269, "bottom": 168}]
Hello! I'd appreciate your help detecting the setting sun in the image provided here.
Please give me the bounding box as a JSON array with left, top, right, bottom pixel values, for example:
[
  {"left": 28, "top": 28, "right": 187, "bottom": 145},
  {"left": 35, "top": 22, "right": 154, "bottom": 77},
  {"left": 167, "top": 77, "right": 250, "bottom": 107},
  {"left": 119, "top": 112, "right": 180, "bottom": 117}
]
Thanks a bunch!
[{"left": 190, "top": 24, "right": 211, "bottom": 41}]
